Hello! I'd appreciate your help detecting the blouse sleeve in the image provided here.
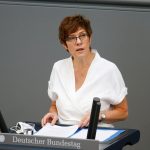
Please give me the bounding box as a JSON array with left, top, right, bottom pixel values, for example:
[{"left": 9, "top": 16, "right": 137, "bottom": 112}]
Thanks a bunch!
[
  {"left": 47, "top": 64, "right": 58, "bottom": 101},
  {"left": 109, "top": 64, "right": 128, "bottom": 105}
]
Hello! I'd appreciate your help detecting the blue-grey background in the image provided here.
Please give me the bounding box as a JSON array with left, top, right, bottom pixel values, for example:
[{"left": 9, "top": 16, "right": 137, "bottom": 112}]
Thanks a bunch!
[{"left": 0, "top": 0, "right": 150, "bottom": 149}]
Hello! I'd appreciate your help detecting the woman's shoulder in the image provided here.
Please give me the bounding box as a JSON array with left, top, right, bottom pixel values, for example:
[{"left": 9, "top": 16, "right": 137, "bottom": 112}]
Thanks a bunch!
[
  {"left": 95, "top": 53, "right": 117, "bottom": 71},
  {"left": 101, "top": 57, "right": 117, "bottom": 69},
  {"left": 53, "top": 57, "right": 71, "bottom": 69},
  {"left": 94, "top": 49, "right": 117, "bottom": 70}
]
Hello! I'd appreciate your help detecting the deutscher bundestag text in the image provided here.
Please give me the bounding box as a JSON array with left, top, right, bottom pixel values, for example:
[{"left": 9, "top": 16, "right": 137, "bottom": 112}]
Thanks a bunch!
[{"left": 12, "top": 135, "right": 81, "bottom": 149}]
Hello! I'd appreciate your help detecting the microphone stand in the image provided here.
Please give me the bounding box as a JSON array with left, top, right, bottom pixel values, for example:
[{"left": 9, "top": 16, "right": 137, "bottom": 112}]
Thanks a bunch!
[{"left": 87, "top": 97, "right": 101, "bottom": 139}]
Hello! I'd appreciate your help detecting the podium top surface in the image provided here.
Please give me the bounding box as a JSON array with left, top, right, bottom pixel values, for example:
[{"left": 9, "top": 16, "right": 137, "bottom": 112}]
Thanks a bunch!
[{"left": 0, "top": 125, "right": 140, "bottom": 150}]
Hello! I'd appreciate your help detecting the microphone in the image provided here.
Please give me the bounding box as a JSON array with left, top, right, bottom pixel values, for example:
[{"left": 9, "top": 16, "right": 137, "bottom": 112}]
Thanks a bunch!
[
  {"left": 87, "top": 97, "right": 101, "bottom": 139},
  {"left": 0, "top": 111, "right": 9, "bottom": 133}
]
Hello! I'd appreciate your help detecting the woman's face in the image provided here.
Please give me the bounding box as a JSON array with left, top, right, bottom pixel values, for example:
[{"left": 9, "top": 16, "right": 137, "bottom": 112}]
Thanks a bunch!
[{"left": 63, "top": 28, "right": 92, "bottom": 59}]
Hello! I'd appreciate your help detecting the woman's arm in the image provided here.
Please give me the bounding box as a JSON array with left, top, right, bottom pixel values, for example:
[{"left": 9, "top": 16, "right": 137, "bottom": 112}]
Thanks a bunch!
[
  {"left": 49, "top": 101, "right": 58, "bottom": 114},
  {"left": 100, "top": 97, "right": 128, "bottom": 123},
  {"left": 41, "top": 101, "right": 58, "bottom": 126}
]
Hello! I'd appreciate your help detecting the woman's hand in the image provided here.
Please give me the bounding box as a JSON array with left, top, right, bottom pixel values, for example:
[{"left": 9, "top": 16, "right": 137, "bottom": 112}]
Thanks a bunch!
[
  {"left": 41, "top": 112, "right": 58, "bottom": 127},
  {"left": 79, "top": 112, "right": 90, "bottom": 128}
]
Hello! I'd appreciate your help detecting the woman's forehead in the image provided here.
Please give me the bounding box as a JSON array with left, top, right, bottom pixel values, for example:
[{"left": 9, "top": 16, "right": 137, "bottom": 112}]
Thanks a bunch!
[{"left": 69, "top": 28, "right": 86, "bottom": 36}]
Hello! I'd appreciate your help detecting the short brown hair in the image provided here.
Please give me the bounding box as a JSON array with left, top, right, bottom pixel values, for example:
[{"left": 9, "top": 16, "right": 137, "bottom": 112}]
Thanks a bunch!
[{"left": 59, "top": 14, "right": 92, "bottom": 45}]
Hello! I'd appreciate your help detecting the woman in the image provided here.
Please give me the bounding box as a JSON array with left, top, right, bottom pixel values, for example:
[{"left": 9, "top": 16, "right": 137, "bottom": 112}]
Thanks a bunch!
[{"left": 41, "top": 15, "right": 128, "bottom": 128}]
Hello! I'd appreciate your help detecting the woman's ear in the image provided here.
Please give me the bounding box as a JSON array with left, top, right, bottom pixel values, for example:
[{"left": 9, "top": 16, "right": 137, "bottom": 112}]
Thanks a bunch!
[
  {"left": 62, "top": 44, "right": 69, "bottom": 52},
  {"left": 89, "top": 34, "right": 92, "bottom": 45},
  {"left": 62, "top": 44, "right": 67, "bottom": 49}
]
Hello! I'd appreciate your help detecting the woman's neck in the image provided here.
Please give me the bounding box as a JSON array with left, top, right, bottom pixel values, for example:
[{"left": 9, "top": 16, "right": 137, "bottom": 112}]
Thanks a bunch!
[{"left": 73, "top": 51, "right": 95, "bottom": 69}]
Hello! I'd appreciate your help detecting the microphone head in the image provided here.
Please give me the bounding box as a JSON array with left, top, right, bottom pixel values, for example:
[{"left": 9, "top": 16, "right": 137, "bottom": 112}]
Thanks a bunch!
[{"left": 93, "top": 97, "right": 100, "bottom": 103}]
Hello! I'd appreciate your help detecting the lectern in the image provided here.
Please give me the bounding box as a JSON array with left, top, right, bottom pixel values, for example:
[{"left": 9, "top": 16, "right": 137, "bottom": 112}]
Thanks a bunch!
[
  {"left": 0, "top": 127, "right": 140, "bottom": 150},
  {"left": 0, "top": 108, "right": 140, "bottom": 150}
]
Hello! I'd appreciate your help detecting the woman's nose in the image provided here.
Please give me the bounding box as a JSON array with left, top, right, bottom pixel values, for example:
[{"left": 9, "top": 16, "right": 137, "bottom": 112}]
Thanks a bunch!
[{"left": 76, "top": 37, "right": 82, "bottom": 44}]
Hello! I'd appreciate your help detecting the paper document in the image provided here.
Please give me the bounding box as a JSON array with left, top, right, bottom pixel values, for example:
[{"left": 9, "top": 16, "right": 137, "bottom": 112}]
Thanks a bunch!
[
  {"left": 34, "top": 123, "right": 79, "bottom": 138},
  {"left": 71, "top": 128, "right": 124, "bottom": 142},
  {"left": 34, "top": 123, "right": 124, "bottom": 142}
]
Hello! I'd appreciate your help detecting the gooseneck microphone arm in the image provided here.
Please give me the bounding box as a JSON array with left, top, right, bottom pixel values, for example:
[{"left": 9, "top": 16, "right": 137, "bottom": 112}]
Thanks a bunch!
[{"left": 87, "top": 97, "right": 101, "bottom": 139}]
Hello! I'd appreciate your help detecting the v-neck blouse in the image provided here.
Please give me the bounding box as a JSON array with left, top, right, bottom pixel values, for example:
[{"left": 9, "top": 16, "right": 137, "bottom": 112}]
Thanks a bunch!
[{"left": 48, "top": 50, "right": 127, "bottom": 126}]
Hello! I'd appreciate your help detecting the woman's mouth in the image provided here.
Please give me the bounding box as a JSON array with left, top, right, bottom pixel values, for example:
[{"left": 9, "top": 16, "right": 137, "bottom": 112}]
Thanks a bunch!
[{"left": 76, "top": 48, "right": 84, "bottom": 51}]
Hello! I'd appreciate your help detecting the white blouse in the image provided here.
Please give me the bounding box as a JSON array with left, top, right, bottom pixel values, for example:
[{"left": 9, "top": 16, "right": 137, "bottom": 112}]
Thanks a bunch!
[{"left": 48, "top": 50, "right": 127, "bottom": 127}]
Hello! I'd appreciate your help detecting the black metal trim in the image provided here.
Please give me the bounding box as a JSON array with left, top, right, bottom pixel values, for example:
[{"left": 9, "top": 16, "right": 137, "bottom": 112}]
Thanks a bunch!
[{"left": 1, "top": 0, "right": 150, "bottom": 8}]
